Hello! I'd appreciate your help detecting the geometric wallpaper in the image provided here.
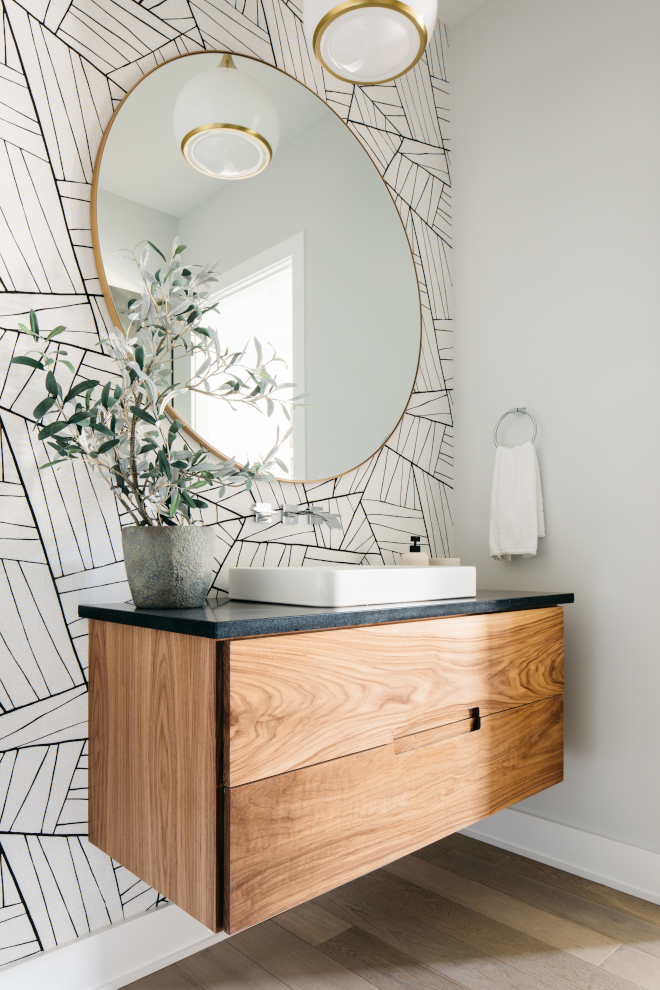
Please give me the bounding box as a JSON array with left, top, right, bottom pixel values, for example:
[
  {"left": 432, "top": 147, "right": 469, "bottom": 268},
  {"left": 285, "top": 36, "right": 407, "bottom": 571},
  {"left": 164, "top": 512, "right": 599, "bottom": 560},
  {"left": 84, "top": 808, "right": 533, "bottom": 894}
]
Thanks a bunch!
[{"left": 0, "top": 0, "right": 451, "bottom": 967}]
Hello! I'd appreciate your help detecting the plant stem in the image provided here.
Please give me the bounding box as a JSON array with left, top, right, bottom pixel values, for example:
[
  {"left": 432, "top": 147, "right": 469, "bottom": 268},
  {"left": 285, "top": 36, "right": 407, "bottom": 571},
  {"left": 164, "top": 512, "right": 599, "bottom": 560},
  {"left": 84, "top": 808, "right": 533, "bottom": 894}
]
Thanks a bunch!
[{"left": 128, "top": 397, "right": 152, "bottom": 525}]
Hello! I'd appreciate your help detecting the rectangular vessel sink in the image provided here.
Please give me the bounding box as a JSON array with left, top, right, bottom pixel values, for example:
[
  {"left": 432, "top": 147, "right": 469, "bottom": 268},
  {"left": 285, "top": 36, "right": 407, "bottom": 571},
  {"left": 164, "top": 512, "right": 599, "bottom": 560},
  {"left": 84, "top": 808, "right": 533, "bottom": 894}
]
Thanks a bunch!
[{"left": 227, "top": 565, "right": 477, "bottom": 608}]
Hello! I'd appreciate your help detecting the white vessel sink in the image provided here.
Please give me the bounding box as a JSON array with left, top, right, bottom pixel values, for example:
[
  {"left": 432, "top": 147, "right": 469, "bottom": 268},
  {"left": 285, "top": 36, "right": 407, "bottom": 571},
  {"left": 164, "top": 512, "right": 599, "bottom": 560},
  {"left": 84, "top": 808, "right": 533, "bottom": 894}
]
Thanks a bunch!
[{"left": 227, "top": 565, "right": 477, "bottom": 608}]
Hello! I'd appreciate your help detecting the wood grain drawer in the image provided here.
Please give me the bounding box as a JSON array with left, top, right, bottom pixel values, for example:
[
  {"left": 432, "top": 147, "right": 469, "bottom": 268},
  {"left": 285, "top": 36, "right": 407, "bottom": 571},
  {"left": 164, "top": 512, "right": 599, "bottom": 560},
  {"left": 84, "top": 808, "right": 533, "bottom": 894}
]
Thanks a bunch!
[
  {"left": 224, "top": 694, "right": 563, "bottom": 933},
  {"left": 223, "top": 607, "right": 564, "bottom": 786}
]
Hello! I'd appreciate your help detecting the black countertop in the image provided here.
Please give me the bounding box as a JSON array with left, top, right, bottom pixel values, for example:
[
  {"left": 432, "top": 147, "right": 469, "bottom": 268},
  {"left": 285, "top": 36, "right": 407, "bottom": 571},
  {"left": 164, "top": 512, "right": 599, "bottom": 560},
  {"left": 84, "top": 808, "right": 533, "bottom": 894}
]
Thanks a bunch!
[{"left": 79, "top": 590, "right": 573, "bottom": 640}]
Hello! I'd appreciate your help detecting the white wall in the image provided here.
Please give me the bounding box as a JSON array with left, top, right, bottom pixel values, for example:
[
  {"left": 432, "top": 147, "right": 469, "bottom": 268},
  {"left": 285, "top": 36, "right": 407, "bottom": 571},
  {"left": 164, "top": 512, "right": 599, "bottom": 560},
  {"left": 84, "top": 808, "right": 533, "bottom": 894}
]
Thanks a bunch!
[
  {"left": 452, "top": 0, "right": 660, "bottom": 852},
  {"left": 177, "top": 113, "right": 419, "bottom": 481},
  {"left": 96, "top": 189, "right": 178, "bottom": 292}
]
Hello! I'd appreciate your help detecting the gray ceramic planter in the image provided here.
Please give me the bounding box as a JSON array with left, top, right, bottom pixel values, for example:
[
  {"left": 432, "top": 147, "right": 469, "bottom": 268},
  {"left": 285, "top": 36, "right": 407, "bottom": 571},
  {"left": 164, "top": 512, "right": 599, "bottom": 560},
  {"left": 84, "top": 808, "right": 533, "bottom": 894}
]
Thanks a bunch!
[{"left": 122, "top": 526, "right": 215, "bottom": 609}]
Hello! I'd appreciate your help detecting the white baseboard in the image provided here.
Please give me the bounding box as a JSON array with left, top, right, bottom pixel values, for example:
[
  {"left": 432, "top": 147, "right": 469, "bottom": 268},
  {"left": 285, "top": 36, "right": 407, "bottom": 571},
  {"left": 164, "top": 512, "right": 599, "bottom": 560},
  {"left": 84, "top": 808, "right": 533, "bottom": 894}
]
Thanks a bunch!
[
  {"left": 463, "top": 808, "right": 660, "bottom": 906},
  {"left": 1, "top": 903, "right": 228, "bottom": 990}
]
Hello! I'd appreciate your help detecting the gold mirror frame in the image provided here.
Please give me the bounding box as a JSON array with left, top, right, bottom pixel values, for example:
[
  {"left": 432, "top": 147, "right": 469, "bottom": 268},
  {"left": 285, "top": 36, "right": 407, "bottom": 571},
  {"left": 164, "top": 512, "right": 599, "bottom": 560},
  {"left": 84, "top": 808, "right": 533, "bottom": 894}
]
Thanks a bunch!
[{"left": 91, "top": 50, "right": 422, "bottom": 485}]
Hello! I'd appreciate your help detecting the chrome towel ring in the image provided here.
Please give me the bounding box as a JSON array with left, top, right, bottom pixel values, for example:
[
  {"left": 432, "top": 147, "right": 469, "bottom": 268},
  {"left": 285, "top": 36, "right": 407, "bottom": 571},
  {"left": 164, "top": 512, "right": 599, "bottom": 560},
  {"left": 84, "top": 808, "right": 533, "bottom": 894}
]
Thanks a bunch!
[{"left": 494, "top": 407, "right": 537, "bottom": 447}]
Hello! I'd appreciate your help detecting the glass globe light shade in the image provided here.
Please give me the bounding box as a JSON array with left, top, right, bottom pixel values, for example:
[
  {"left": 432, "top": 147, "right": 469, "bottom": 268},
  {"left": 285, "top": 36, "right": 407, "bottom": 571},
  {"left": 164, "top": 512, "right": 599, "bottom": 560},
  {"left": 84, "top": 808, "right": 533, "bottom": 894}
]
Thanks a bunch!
[
  {"left": 173, "top": 56, "right": 280, "bottom": 179},
  {"left": 304, "top": 0, "right": 437, "bottom": 84}
]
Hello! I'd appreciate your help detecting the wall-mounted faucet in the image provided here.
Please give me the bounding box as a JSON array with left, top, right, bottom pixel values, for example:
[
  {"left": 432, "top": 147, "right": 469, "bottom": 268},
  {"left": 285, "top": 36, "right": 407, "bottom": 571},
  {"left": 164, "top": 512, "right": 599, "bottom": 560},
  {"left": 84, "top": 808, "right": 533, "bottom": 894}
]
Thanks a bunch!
[
  {"left": 250, "top": 503, "right": 342, "bottom": 529},
  {"left": 283, "top": 504, "right": 342, "bottom": 528},
  {"left": 252, "top": 503, "right": 274, "bottom": 522}
]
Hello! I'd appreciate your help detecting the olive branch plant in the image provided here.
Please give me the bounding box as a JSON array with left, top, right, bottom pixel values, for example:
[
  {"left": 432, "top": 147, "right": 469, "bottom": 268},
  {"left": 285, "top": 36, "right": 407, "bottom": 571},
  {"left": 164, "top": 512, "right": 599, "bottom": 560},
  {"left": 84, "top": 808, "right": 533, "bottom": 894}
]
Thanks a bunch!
[{"left": 11, "top": 239, "right": 305, "bottom": 527}]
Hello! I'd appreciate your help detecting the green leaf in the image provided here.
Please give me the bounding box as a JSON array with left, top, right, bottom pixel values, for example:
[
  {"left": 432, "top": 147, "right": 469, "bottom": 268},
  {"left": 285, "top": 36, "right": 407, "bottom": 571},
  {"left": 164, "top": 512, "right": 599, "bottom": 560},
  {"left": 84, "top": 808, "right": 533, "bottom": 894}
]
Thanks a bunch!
[
  {"left": 11, "top": 355, "right": 44, "bottom": 370},
  {"left": 29, "top": 310, "right": 39, "bottom": 338},
  {"left": 97, "top": 437, "right": 121, "bottom": 453},
  {"left": 174, "top": 243, "right": 187, "bottom": 256},
  {"left": 191, "top": 499, "right": 208, "bottom": 508},
  {"left": 129, "top": 406, "right": 157, "bottom": 425},
  {"left": 59, "top": 360, "right": 75, "bottom": 373},
  {"left": 157, "top": 448, "right": 171, "bottom": 480},
  {"left": 180, "top": 489, "right": 195, "bottom": 508},
  {"left": 167, "top": 419, "right": 182, "bottom": 446},
  {"left": 101, "top": 382, "right": 111, "bottom": 408},
  {"left": 109, "top": 466, "right": 128, "bottom": 493},
  {"left": 181, "top": 269, "right": 191, "bottom": 277},
  {"left": 33, "top": 396, "right": 56, "bottom": 419},
  {"left": 93, "top": 423, "right": 114, "bottom": 437},
  {"left": 169, "top": 490, "right": 180, "bottom": 517},
  {"left": 38, "top": 420, "right": 69, "bottom": 440},
  {"left": 134, "top": 345, "right": 144, "bottom": 370},
  {"left": 63, "top": 380, "right": 99, "bottom": 404},
  {"left": 46, "top": 325, "right": 66, "bottom": 340},
  {"left": 67, "top": 410, "right": 92, "bottom": 425},
  {"left": 114, "top": 384, "right": 123, "bottom": 400},
  {"left": 147, "top": 241, "right": 166, "bottom": 262},
  {"left": 38, "top": 458, "right": 69, "bottom": 470},
  {"left": 45, "top": 370, "right": 59, "bottom": 396}
]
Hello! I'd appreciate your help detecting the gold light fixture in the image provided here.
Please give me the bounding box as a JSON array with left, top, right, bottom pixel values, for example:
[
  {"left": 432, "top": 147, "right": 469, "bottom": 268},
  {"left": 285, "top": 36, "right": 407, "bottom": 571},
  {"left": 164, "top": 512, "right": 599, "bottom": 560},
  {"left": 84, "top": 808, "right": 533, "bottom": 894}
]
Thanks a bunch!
[
  {"left": 173, "top": 54, "right": 280, "bottom": 180},
  {"left": 304, "top": 0, "right": 437, "bottom": 84}
]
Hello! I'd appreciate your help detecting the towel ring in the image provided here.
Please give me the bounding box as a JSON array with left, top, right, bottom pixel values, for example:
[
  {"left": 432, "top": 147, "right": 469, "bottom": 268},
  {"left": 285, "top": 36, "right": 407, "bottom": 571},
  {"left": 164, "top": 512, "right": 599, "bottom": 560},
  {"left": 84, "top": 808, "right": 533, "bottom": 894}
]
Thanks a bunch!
[{"left": 494, "top": 407, "right": 537, "bottom": 447}]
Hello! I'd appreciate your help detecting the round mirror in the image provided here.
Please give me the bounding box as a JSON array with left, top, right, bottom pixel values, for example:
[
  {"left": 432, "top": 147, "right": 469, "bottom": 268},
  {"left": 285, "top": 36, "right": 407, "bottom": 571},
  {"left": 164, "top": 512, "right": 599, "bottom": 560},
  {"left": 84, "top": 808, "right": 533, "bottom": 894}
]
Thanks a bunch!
[{"left": 93, "top": 52, "right": 420, "bottom": 482}]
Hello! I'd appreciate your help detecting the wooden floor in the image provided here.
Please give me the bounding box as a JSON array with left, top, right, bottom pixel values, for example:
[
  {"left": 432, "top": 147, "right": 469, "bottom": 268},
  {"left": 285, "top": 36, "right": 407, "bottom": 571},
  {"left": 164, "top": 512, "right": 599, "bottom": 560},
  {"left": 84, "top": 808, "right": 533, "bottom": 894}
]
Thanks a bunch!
[{"left": 127, "top": 833, "right": 660, "bottom": 990}]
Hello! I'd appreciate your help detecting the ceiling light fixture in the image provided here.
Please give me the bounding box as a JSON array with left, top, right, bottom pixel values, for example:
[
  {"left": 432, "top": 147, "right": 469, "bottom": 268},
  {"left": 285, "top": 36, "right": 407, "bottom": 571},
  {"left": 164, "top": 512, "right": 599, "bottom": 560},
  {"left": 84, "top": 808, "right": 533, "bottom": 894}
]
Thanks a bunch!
[
  {"left": 173, "top": 54, "right": 280, "bottom": 180},
  {"left": 304, "top": 0, "right": 436, "bottom": 84}
]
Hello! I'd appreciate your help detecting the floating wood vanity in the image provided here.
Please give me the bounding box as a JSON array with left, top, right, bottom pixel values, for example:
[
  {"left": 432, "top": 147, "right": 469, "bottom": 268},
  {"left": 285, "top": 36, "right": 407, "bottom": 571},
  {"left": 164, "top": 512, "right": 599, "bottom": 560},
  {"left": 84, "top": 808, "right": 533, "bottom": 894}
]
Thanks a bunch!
[{"left": 82, "top": 590, "right": 572, "bottom": 936}]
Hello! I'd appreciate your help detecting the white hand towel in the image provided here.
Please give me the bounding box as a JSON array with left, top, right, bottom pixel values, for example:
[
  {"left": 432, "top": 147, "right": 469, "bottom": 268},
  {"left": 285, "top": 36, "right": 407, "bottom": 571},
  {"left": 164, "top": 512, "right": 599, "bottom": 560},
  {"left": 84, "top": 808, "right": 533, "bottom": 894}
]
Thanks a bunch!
[{"left": 489, "top": 441, "right": 545, "bottom": 560}]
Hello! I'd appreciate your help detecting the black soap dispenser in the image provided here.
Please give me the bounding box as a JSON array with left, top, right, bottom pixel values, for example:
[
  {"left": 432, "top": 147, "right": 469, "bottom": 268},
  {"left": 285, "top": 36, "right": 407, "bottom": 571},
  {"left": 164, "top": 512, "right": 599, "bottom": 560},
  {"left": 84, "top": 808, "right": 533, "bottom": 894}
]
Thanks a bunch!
[{"left": 401, "top": 535, "right": 429, "bottom": 565}]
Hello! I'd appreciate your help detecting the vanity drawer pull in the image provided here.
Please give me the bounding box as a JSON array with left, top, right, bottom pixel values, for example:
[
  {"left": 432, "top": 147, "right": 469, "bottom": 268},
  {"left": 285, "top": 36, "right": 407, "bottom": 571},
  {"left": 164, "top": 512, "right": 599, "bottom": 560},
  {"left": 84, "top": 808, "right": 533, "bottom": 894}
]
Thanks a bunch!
[{"left": 394, "top": 708, "right": 481, "bottom": 755}]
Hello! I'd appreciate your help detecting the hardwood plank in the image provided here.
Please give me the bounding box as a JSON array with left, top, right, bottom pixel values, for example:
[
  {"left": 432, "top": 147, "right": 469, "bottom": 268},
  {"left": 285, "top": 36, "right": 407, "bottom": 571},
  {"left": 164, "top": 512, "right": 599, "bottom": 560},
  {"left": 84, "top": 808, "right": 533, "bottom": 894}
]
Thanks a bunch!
[
  {"left": 123, "top": 968, "right": 201, "bottom": 990},
  {"left": 175, "top": 939, "right": 291, "bottom": 990},
  {"left": 89, "top": 620, "right": 221, "bottom": 931},
  {"left": 230, "top": 919, "right": 377, "bottom": 990},
  {"left": 340, "top": 868, "right": 640, "bottom": 990},
  {"left": 384, "top": 856, "right": 619, "bottom": 965},
  {"left": 425, "top": 845, "right": 660, "bottom": 959},
  {"left": 600, "top": 944, "right": 660, "bottom": 990},
  {"left": 225, "top": 608, "right": 564, "bottom": 785},
  {"left": 225, "top": 697, "right": 563, "bottom": 933},
  {"left": 274, "top": 901, "right": 353, "bottom": 946},
  {"left": 315, "top": 878, "right": 556, "bottom": 990},
  {"left": 416, "top": 833, "right": 660, "bottom": 930},
  {"left": 317, "top": 926, "right": 466, "bottom": 990}
]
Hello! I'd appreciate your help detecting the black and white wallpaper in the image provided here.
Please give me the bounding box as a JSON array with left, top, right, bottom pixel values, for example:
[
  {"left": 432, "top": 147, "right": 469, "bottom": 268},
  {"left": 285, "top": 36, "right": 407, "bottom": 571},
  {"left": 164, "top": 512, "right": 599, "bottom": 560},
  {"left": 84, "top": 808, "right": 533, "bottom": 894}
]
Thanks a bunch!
[{"left": 0, "top": 0, "right": 451, "bottom": 967}]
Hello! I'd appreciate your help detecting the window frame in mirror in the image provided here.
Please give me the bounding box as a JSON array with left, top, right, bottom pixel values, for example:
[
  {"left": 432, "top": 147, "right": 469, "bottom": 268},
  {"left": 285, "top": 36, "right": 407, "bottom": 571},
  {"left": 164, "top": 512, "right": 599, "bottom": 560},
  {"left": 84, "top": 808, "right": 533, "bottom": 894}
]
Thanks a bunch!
[{"left": 91, "top": 50, "right": 422, "bottom": 484}]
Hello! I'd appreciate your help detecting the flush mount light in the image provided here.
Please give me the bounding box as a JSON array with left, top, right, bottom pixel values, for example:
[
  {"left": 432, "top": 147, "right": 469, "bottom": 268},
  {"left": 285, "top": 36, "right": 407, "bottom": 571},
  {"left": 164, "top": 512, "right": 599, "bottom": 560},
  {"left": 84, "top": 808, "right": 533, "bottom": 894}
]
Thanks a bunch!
[
  {"left": 173, "top": 54, "right": 280, "bottom": 179},
  {"left": 304, "top": 0, "right": 437, "bottom": 85}
]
